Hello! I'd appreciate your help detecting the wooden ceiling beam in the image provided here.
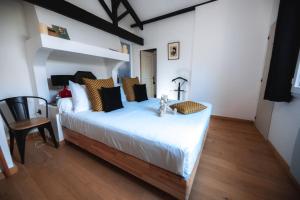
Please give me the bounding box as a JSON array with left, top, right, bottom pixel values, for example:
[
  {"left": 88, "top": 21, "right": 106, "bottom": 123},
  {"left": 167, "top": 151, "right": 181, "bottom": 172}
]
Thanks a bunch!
[
  {"left": 98, "top": 0, "right": 113, "bottom": 20},
  {"left": 111, "top": 0, "right": 119, "bottom": 26},
  {"left": 118, "top": 10, "right": 130, "bottom": 21},
  {"left": 120, "top": 0, "right": 143, "bottom": 30}
]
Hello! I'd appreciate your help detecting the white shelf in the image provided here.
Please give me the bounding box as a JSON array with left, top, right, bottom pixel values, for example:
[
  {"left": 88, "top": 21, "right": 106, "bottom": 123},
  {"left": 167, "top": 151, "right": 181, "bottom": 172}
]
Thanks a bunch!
[
  {"left": 29, "top": 34, "right": 129, "bottom": 62},
  {"left": 25, "top": 34, "right": 129, "bottom": 101}
]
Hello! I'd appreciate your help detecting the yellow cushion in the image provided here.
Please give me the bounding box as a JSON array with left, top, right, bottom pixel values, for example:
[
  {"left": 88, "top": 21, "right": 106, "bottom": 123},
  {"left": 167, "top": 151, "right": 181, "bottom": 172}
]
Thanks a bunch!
[
  {"left": 170, "top": 101, "right": 207, "bottom": 114},
  {"left": 122, "top": 77, "right": 139, "bottom": 101},
  {"left": 83, "top": 78, "right": 114, "bottom": 111}
]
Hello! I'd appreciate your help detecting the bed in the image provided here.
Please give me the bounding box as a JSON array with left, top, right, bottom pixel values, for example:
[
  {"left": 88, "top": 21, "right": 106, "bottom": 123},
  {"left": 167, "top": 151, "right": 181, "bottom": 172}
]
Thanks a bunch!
[{"left": 61, "top": 98, "right": 212, "bottom": 199}]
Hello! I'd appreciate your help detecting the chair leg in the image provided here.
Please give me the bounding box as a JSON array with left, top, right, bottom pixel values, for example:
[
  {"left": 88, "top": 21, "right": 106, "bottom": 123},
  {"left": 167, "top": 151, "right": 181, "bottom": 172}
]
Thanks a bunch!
[
  {"left": 15, "top": 133, "right": 27, "bottom": 164},
  {"left": 45, "top": 123, "right": 59, "bottom": 148},
  {"left": 38, "top": 127, "right": 47, "bottom": 143},
  {"left": 9, "top": 131, "right": 15, "bottom": 154}
]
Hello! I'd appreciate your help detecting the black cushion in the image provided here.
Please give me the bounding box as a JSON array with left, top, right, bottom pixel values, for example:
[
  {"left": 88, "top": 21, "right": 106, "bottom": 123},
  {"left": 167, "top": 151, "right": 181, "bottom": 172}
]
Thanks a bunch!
[
  {"left": 99, "top": 86, "right": 123, "bottom": 112},
  {"left": 133, "top": 84, "right": 148, "bottom": 102}
]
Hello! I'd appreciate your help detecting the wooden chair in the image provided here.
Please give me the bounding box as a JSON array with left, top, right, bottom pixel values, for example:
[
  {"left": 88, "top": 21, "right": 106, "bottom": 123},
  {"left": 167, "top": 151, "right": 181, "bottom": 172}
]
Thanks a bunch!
[{"left": 0, "top": 96, "right": 59, "bottom": 164}]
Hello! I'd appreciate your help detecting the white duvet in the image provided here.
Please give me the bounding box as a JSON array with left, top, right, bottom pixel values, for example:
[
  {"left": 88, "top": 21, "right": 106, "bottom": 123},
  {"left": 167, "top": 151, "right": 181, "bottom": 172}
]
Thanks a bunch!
[{"left": 60, "top": 98, "right": 212, "bottom": 179}]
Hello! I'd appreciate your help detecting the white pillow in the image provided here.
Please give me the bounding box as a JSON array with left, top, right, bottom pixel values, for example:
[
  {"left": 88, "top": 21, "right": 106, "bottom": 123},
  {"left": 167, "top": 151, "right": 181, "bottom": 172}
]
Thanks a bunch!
[
  {"left": 57, "top": 98, "right": 73, "bottom": 113},
  {"left": 117, "top": 84, "right": 127, "bottom": 102},
  {"left": 69, "top": 80, "right": 91, "bottom": 113}
]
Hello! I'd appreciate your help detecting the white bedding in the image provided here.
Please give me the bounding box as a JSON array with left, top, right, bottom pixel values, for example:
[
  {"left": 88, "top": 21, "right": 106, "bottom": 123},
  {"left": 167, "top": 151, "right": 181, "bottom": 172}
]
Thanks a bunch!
[{"left": 60, "top": 98, "right": 212, "bottom": 179}]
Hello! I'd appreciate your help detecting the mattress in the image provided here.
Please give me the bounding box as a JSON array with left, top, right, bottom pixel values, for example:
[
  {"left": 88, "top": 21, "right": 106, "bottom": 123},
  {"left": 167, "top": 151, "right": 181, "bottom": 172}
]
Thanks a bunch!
[{"left": 60, "top": 98, "right": 212, "bottom": 179}]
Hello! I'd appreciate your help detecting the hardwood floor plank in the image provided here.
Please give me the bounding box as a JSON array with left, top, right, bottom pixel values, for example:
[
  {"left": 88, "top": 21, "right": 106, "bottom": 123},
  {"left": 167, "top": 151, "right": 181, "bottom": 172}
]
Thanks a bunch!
[{"left": 0, "top": 118, "right": 299, "bottom": 199}]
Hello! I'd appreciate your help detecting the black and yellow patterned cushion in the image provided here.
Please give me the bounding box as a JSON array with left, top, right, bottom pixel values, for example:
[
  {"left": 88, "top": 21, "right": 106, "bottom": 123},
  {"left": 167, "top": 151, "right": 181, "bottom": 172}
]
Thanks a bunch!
[
  {"left": 170, "top": 101, "right": 207, "bottom": 114},
  {"left": 83, "top": 78, "right": 114, "bottom": 111},
  {"left": 122, "top": 77, "right": 139, "bottom": 101}
]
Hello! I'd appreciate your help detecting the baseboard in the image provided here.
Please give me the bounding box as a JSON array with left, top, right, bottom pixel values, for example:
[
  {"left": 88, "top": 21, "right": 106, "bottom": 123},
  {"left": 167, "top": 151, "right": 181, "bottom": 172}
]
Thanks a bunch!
[
  {"left": 267, "top": 140, "right": 300, "bottom": 192},
  {"left": 0, "top": 146, "right": 18, "bottom": 177},
  {"left": 211, "top": 115, "right": 253, "bottom": 123},
  {"left": 6, "top": 165, "right": 18, "bottom": 176},
  {"left": 0, "top": 172, "right": 5, "bottom": 180},
  {"left": 59, "top": 140, "right": 66, "bottom": 145}
]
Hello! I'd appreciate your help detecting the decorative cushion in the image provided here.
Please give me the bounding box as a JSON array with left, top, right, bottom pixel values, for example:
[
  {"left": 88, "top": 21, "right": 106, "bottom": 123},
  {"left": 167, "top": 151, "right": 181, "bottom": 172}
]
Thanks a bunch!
[
  {"left": 83, "top": 78, "right": 114, "bottom": 111},
  {"left": 170, "top": 101, "right": 207, "bottom": 114},
  {"left": 69, "top": 81, "right": 91, "bottom": 113},
  {"left": 99, "top": 86, "right": 123, "bottom": 112},
  {"left": 122, "top": 77, "right": 139, "bottom": 101},
  {"left": 133, "top": 84, "right": 148, "bottom": 102}
]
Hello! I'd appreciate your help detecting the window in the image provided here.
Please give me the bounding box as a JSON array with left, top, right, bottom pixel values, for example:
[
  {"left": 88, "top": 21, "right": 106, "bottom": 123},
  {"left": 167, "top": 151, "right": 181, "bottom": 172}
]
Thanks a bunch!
[{"left": 292, "top": 51, "right": 300, "bottom": 96}]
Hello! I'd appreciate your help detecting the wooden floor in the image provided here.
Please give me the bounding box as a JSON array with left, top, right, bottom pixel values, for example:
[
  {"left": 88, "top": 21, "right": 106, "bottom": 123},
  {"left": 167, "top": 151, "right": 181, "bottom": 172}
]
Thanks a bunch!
[{"left": 0, "top": 118, "right": 299, "bottom": 200}]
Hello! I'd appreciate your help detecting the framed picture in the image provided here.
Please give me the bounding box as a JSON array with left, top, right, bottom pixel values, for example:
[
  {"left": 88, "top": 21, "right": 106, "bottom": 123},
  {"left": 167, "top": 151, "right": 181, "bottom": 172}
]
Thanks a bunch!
[
  {"left": 52, "top": 25, "right": 70, "bottom": 40},
  {"left": 168, "top": 42, "right": 180, "bottom": 60}
]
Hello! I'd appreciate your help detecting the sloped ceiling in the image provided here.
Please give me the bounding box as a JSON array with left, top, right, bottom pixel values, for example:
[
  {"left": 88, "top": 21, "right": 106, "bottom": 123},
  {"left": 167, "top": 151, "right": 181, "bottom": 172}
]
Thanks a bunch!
[
  {"left": 127, "top": 0, "right": 208, "bottom": 21},
  {"left": 66, "top": 0, "right": 208, "bottom": 29},
  {"left": 65, "top": 0, "right": 112, "bottom": 22}
]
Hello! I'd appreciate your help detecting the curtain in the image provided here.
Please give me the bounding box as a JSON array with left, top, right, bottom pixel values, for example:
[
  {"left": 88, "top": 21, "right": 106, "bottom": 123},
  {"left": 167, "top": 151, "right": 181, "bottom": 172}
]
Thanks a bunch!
[{"left": 264, "top": 0, "right": 300, "bottom": 102}]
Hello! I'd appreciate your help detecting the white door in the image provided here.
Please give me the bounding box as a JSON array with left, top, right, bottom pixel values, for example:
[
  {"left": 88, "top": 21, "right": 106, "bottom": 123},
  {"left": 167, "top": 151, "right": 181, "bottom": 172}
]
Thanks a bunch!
[
  {"left": 255, "top": 23, "right": 276, "bottom": 139},
  {"left": 141, "top": 51, "right": 155, "bottom": 98}
]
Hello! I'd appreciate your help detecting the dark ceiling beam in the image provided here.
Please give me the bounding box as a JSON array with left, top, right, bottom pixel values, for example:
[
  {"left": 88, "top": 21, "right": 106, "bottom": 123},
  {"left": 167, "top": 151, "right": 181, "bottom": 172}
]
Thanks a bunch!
[
  {"left": 23, "top": 0, "right": 144, "bottom": 45},
  {"left": 98, "top": 0, "right": 113, "bottom": 20},
  {"left": 118, "top": 10, "right": 130, "bottom": 21},
  {"left": 111, "top": 0, "right": 122, "bottom": 26},
  {"left": 131, "top": 0, "right": 218, "bottom": 28},
  {"left": 120, "top": 0, "right": 143, "bottom": 30}
]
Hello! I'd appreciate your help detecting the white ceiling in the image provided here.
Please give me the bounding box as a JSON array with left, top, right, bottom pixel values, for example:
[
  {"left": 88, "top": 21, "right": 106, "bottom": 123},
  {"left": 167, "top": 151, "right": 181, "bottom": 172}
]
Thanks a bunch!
[
  {"left": 67, "top": 0, "right": 209, "bottom": 29},
  {"left": 127, "top": 0, "right": 208, "bottom": 21}
]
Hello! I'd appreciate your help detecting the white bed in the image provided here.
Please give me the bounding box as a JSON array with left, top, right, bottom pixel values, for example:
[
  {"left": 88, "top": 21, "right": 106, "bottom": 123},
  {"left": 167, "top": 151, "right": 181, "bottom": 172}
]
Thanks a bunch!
[{"left": 60, "top": 98, "right": 212, "bottom": 179}]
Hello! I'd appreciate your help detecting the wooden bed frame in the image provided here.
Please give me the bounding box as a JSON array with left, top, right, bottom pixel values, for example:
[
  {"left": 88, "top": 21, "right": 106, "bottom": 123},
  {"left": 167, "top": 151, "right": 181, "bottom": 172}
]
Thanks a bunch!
[{"left": 63, "top": 127, "right": 207, "bottom": 200}]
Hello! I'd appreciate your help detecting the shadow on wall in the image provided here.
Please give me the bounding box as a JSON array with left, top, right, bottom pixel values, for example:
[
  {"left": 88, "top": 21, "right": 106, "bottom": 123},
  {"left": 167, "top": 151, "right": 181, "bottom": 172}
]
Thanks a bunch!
[{"left": 291, "top": 128, "right": 300, "bottom": 184}]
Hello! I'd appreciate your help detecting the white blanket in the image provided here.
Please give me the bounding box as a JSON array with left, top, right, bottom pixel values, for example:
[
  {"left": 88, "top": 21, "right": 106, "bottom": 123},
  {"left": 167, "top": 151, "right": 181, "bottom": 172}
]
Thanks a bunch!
[{"left": 60, "top": 98, "right": 212, "bottom": 179}]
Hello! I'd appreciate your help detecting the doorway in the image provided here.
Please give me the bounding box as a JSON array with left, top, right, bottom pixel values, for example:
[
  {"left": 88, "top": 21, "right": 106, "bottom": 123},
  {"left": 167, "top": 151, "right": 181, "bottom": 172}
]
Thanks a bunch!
[
  {"left": 140, "top": 49, "right": 157, "bottom": 98},
  {"left": 255, "top": 23, "right": 276, "bottom": 139}
]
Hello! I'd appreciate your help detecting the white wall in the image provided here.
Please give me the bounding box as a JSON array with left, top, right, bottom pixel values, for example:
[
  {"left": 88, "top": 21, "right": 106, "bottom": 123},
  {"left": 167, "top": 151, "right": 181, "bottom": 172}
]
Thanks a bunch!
[
  {"left": 268, "top": 99, "right": 300, "bottom": 165},
  {"left": 0, "top": 0, "right": 33, "bottom": 99},
  {"left": 23, "top": 1, "right": 133, "bottom": 102},
  {"left": 132, "top": 12, "right": 195, "bottom": 100},
  {"left": 0, "top": 0, "right": 132, "bottom": 169},
  {"left": 46, "top": 53, "right": 111, "bottom": 79},
  {"left": 132, "top": 0, "right": 277, "bottom": 120},
  {"left": 46, "top": 52, "right": 113, "bottom": 100},
  {"left": 190, "top": 0, "right": 276, "bottom": 120},
  {"left": 0, "top": 0, "right": 30, "bottom": 170},
  {"left": 34, "top": 5, "right": 121, "bottom": 51}
]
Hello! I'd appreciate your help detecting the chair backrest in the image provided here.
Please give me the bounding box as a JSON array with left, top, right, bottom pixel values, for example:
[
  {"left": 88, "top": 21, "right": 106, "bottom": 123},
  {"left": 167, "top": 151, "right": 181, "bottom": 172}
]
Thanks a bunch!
[
  {"left": 1, "top": 97, "right": 30, "bottom": 123},
  {"left": 0, "top": 96, "right": 48, "bottom": 130}
]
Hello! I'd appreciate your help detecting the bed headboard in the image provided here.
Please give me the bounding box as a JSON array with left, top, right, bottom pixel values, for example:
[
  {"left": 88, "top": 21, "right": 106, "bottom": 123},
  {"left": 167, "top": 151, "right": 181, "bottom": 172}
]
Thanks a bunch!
[
  {"left": 73, "top": 71, "right": 96, "bottom": 84},
  {"left": 50, "top": 71, "right": 96, "bottom": 86}
]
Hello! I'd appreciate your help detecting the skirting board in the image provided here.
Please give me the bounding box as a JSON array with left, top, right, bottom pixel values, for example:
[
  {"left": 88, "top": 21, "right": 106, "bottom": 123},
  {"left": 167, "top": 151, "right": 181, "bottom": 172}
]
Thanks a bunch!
[
  {"left": 211, "top": 115, "right": 253, "bottom": 123},
  {"left": 0, "top": 146, "right": 18, "bottom": 177},
  {"left": 0, "top": 172, "right": 5, "bottom": 180},
  {"left": 63, "top": 127, "right": 207, "bottom": 200},
  {"left": 267, "top": 140, "right": 300, "bottom": 192}
]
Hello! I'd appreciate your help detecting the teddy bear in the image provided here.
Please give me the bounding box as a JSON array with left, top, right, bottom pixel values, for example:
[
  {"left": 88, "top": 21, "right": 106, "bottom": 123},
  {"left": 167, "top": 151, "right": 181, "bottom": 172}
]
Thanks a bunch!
[{"left": 158, "top": 95, "right": 177, "bottom": 117}]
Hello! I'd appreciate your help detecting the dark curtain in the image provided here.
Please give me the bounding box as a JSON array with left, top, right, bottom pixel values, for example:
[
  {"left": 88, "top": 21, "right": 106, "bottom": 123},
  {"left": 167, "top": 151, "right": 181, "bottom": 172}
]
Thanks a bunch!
[{"left": 264, "top": 0, "right": 300, "bottom": 102}]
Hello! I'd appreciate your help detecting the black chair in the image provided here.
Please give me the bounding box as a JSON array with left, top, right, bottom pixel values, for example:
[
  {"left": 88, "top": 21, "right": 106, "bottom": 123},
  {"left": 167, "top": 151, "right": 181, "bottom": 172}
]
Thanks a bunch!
[{"left": 0, "top": 96, "right": 59, "bottom": 164}]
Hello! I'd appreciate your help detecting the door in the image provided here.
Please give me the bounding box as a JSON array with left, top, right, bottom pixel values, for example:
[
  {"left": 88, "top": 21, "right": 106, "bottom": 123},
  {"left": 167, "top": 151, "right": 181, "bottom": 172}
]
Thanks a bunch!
[
  {"left": 255, "top": 23, "right": 276, "bottom": 139},
  {"left": 140, "top": 50, "right": 156, "bottom": 98}
]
